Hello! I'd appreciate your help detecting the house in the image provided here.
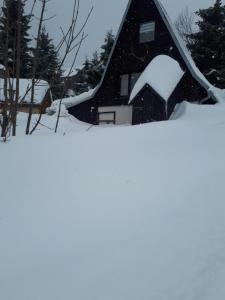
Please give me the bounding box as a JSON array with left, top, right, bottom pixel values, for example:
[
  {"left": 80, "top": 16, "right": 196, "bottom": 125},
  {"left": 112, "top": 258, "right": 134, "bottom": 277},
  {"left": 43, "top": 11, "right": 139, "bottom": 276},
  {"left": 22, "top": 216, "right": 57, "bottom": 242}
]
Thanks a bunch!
[
  {"left": 0, "top": 78, "right": 52, "bottom": 114},
  {"left": 61, "top": 0, "right": 222, "bottom": 125}
]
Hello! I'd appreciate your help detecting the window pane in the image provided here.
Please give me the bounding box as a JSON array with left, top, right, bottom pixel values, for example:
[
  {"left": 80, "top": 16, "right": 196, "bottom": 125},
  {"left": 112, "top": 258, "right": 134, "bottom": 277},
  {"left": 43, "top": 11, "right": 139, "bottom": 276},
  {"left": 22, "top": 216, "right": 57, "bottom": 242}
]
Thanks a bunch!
[
  {"left": 139, "top": 21, "right": 155, "bottom": 43},
  {"left": 130, "top": 73, "right": 141, "bottom": 91},
  {"left": 120, "top": 74, "right": 129, "bottom": 96}
]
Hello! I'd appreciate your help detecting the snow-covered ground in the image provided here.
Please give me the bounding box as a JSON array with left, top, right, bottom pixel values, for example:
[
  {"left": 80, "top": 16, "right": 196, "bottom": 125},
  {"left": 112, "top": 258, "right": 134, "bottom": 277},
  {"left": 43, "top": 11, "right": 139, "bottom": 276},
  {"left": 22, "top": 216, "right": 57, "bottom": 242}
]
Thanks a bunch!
[
  {"left": 15, "top": 112, "right": 92, "bottom": 136},
  {"left": 1, "top": 102, "right": 225, "bottom": 300}
]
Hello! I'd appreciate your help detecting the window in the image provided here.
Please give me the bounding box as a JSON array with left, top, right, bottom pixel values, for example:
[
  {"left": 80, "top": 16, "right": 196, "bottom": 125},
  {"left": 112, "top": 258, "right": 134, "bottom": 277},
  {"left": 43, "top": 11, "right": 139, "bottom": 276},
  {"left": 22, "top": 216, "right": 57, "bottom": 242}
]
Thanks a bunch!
[
  {"left": 120, "top": 73, "right": 141, "bottom": 96},
  {"left": 130, "top": 73, "right": 141, "bottom": 91},
  {"left": 98, "top": 111, "right": 116, "bottom": 125},
  {"left": 139, "top": 21, "right": 155, "bottom": 43},
  {"left": 120, "top": 74, "right": 129, "bottom": 96}
]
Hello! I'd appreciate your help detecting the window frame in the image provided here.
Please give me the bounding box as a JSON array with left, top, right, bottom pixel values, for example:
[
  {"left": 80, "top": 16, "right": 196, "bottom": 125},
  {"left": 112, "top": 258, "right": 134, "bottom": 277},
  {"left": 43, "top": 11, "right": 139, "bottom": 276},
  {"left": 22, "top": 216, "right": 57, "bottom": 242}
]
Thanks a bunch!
[
  {"left": 139, "top": 21, "right": 156, "bottom": 43},
  {"left": 120, "top": 73, "right": 141, "bottom": 97}
]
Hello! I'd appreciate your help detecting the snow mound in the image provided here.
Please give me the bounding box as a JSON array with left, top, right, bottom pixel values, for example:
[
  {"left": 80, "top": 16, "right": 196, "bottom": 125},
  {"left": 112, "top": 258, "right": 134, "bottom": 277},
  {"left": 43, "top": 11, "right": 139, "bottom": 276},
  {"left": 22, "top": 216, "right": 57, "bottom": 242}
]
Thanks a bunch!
[
  {"left": 171, "top": 101, "right": 225, "bottom": 125},
  {"left": 0, "top": 78, "right": 50, "bottom": 104},
  {"left": 46, "top": 101, "right": 70, "bottom": 117},
  {"left": 1, "top": 104, "right": 225, "bottom": 300},
  {"left": 208, "top": 86, "right": 225, "bottom": 103},
  {"left": 129, "top": 55, "right": 184, "bottom": 103}
]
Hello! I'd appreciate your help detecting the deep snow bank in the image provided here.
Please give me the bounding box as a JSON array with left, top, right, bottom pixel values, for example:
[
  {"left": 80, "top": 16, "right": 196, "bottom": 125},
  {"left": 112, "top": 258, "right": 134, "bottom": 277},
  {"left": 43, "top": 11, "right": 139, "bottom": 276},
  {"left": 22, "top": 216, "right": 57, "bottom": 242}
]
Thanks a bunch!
[{"left": 1, "top": 103, "right": 225, "bottom": 300}]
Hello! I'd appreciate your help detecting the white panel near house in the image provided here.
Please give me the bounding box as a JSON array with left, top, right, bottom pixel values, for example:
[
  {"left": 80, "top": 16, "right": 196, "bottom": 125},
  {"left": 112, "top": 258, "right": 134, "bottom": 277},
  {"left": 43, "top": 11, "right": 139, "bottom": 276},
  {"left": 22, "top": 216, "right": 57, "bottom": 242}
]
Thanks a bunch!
[
  {"left": 98, "top": 105, "right": 133, "bottom": 125},
  {"left": 98, "top": 112, "right": 115, "bottom": 122}
]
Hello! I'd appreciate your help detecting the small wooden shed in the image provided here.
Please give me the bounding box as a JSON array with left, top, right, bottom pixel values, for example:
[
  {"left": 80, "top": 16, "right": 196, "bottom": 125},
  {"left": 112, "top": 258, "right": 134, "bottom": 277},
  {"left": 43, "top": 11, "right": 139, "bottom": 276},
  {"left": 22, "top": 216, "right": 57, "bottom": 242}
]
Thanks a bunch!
[{"left": 0, "top": 79, "right": 52, "bottom": 114}]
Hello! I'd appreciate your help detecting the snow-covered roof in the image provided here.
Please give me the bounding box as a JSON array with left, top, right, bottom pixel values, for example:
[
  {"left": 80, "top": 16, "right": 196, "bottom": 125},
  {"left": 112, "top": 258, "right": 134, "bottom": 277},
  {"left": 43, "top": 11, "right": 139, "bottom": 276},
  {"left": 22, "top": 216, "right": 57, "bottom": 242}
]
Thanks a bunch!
[
  {"left": 129, "top": 55, "right": 184, "bottom": 103},
  {"left": 0, "top": 78, "right": 50, "bottom": 104},
  {"left": 49, "top": 88, "right": 97, "bottom": 112}
]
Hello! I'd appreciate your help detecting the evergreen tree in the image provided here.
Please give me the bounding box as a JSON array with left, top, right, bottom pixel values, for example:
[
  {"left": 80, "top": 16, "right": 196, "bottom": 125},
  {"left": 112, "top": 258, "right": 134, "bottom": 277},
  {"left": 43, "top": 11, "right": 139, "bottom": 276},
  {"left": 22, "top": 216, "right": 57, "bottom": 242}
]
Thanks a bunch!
[
  {"left": 0, "top": 0, "right": 32, "bottom": 77},
  {"left": 100, "top": 30, "right": 115, "bottom": 67},
  {"left": 34, "top": 27, "right": 63, "bottom": 99},
  {"left": 73, "top": 58, "right": 91, "bottom": 94},
  {"left": 187, "top": 0, "right": 225, "bottom": 87},
  {"left": 86, "top": 51, "right": 103, "bottom": 88},
  {"left": 81, "top": 31, "right": 115, "bottom": 90},
  {"left": 69, "top": 30, "right": 115, "bottom": 95}
]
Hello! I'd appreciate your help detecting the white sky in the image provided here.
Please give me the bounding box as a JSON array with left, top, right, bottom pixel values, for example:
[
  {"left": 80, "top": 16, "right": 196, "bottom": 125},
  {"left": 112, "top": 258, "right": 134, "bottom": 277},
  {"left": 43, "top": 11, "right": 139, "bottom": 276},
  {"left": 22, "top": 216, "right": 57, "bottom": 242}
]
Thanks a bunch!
[{"left": 0, "top": 0, "right": 224, "bottom": 68}]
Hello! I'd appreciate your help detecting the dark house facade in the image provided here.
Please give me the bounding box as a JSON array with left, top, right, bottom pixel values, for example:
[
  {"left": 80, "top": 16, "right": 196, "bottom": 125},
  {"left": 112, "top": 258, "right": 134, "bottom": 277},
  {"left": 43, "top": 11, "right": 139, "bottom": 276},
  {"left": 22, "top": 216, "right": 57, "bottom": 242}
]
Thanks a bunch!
[{"left": 68, "top": 0, "right": 218, "bottom": 125}]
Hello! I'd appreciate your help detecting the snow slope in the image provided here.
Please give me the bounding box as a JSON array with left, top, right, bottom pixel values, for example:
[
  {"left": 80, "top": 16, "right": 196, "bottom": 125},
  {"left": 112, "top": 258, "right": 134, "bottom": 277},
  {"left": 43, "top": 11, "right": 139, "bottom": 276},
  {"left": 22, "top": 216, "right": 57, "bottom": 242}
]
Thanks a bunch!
[{"left": 1, "top": 103, "right": 225, "bottom": 300}]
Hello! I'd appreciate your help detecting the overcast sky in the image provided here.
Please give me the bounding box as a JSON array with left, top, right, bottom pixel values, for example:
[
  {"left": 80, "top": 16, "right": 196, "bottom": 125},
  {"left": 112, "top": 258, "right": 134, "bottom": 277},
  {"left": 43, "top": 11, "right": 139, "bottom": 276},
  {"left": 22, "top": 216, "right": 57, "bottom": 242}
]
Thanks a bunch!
[{"left": 1, "top": 0, "right": 224, "bottom": 68}]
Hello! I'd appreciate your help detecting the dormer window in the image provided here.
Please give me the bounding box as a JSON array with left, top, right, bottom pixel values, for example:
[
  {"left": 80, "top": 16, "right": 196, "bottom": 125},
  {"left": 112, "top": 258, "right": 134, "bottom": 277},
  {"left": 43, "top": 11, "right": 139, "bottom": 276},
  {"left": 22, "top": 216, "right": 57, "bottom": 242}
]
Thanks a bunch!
[{"left": 139, "top": 21, "right": 155, "bottom": 43}]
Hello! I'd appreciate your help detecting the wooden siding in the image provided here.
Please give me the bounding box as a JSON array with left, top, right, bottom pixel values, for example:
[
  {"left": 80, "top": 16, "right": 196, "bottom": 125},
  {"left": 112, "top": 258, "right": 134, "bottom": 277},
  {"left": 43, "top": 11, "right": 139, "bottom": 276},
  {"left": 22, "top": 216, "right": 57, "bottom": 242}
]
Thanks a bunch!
[{"left": 132, "top": 84, "right": 166, "bottom": 124}]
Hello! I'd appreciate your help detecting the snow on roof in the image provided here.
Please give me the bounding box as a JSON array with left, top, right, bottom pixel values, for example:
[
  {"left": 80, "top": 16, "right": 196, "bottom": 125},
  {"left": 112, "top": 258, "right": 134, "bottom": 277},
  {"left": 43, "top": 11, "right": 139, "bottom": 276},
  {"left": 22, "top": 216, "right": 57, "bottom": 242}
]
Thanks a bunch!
[
  {"left": 0, "top": 64, "right": 5, "bottom": 70},
  {"left": 129, "top": 55, "right": 184, "bottom": 103},
  {"left": 49, "top": 87, "right": 97, "bottom": 114},
  {"left": 0, "top": 78, "right": 50, "bottom": 104},
  {"left": 61, "top": 87, "right": 96, "bottom": 107}
]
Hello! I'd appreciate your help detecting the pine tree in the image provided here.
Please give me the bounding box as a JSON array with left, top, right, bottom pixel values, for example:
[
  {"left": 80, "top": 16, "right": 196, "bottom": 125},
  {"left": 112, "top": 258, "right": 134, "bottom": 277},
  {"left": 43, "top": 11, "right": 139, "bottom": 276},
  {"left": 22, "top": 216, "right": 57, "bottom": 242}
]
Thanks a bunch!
[
  {"left": 100, "top": 30, "right": 115, "bottom": 67},
  {"left": 0, "top": 0, "right": 32, "bottom": 77},
  {"left": 187, "top": 0, "right": 225, "bottom": 87},
  {"left": 86, "top": 51, "right": 103, "bottom": 88},
  {"left": 73, "top": 58, "right": 91, "bottom": 94},
  {"left": 69, "top": 30, "right": 115, "bottom": 95},
  {"left": 81, "top": 31, "right": 115, "bottom": 90},
  {"left": 34, "top": 27, "right": 63, "bottom": 99}
]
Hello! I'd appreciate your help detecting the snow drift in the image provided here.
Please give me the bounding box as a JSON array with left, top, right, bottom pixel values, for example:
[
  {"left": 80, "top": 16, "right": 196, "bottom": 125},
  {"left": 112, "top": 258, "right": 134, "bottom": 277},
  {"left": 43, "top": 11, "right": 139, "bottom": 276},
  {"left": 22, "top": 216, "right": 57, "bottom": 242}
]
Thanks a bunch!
[{"left": 1, "top": 103, "right": 225, "bottom": 300}]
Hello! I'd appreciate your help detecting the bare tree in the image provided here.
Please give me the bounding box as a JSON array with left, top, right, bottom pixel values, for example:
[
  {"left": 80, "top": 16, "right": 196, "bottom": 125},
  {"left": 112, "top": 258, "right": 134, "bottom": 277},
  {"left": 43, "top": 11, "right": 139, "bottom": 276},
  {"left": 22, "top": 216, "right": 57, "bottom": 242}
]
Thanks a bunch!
[
  {"left": 28, "top": 0, "right": 93, "bottom": 135},
  {"left": 13, "top": 0, "right": 22, "bottom": 136},
  {"left": 26, "top": 0, "right": 48, "bottom": 135},
  {"left": 0, "top": 0, "right": 93, "bottom": 139},
  {"left": 174, "top": 7, "right": 196, "bottom": 45},
  {"left": 53, "top": 0, "right": 93, "bottom": 133}
]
